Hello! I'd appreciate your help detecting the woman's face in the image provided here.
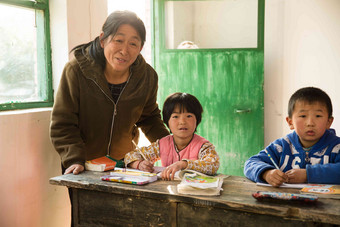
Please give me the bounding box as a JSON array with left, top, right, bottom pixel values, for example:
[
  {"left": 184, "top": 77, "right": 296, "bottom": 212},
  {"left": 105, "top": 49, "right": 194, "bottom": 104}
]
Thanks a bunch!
[{"left": 100, "top": 24, "right": 143, "bottom": 74}]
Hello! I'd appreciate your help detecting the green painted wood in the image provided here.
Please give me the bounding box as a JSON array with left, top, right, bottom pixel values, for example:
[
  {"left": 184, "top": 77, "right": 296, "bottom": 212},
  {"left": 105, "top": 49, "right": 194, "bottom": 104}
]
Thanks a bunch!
[{"left": 152, "top": 0, "right": 264, "bottom": 176}]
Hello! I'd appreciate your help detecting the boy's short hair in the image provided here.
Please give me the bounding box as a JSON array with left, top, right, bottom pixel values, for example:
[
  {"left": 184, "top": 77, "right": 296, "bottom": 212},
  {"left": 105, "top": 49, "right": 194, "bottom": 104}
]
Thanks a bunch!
[
  {"left": 288, "top": 87, "right": 333, "bottom": 118},
  {"left": 162, "top": 92, "right": 203, "bottom": 130}
]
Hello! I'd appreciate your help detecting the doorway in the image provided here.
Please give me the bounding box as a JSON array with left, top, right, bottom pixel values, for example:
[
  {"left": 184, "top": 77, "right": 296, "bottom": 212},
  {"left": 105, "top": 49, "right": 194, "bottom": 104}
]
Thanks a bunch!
[{"left": 153, "top": 0, "right": 265, "bottom": 176}]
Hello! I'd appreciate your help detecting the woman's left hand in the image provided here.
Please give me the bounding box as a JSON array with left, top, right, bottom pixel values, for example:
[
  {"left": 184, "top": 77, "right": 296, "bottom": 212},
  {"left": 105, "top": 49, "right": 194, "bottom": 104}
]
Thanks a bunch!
[{"left": 161, "top": 161, "right": 188, "bottom": 181}]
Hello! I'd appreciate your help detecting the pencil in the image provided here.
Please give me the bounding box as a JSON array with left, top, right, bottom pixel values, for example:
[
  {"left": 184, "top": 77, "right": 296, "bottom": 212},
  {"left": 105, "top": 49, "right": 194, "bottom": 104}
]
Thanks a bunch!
[
  {"left": 132, "top": 140, "right": 148, "bottom": 160},
  {"left": 264, "top": 149, "right": 280, "bottom": 170}
]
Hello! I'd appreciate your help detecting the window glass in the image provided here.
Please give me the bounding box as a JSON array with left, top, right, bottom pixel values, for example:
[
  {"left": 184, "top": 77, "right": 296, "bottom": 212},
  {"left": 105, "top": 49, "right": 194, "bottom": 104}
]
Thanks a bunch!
[
  {"left": 0, "top": 4, "right": 38, "bottom": 103},
  {"left": 0, "top": 1, "right": 52, "bottom": 110},
  {"left": 165, "top": 0, "right": 258, "bottom": 49}
]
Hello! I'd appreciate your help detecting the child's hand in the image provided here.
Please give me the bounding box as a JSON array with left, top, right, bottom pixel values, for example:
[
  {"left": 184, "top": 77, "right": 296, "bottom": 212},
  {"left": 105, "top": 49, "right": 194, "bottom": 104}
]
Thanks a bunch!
[
  {"left": 285, "top": 169, "right": 307, "bottom": 183},
  {"left": 161, "top": 161, "right": 188, "bottom": 181},
  {"left": 262, "top": 169, "right": 288, "bottom": 187},
  {"left": 138, "top": 160, "right": 154, "bottom": 172}
]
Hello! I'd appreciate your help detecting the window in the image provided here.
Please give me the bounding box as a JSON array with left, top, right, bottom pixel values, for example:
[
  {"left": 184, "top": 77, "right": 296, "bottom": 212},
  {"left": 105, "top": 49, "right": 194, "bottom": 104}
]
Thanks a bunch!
[
  {"left": 0, "top": 0, "right": 52, "bottom": 111},
  {"left": 164, "top": 0, "right": 258, "bottom": 49}
]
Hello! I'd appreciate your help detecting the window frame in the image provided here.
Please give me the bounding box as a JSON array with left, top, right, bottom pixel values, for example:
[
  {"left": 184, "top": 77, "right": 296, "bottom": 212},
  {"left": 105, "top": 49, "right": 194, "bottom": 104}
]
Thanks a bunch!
[{"left": 0, "top": 0, "right": 53, "bottom": 111}]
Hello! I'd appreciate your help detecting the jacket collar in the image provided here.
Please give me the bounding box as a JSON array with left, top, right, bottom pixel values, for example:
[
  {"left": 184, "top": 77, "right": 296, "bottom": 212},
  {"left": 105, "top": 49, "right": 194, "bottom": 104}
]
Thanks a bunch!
[{"left": 288, "top": 129, "right": 337, "bottom": 152}]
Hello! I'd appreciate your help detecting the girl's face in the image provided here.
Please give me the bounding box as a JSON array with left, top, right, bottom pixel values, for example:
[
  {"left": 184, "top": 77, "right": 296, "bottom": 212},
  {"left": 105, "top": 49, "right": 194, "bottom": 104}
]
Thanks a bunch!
[
  {"left": 100, "top": 24, "right": 143, "bottom": 75},
  {"left": 168, "top": 106, "right": 197, "bottom": 143}
]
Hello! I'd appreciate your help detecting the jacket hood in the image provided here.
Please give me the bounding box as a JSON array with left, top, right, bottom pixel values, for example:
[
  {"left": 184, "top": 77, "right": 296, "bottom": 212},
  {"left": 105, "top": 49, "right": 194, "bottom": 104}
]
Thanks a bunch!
[
  {"left": 73, "top": 45, "right": 147, "bottom": 99},
  {"left": 74, "top": 46, "right": 146, "bottom": 80}
]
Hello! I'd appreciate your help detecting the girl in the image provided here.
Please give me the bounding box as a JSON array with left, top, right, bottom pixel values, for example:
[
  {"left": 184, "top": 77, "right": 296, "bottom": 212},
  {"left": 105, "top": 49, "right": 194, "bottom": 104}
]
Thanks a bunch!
[{"left": 124, "top": 92, "right": 220, "bottom": 180}]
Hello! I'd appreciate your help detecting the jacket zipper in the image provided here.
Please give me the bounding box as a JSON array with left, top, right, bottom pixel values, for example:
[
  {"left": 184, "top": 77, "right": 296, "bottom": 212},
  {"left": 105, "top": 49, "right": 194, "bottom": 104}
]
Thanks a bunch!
[
  {"left": 305, "top": 151, "right": 310, "bottom": 163},
  {"left": 89, "top": 72, "right": 132, "bottom": 156}
]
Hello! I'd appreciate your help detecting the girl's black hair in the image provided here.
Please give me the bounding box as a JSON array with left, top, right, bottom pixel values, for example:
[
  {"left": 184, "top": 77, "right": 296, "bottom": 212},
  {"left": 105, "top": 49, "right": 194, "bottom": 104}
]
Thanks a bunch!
[
  {"left": 162, "top": 92, "right": 203, "bottom": 131},
  {"left": 71, "top": 10, "right": 146, "bottom": 69},
  {"left": 288, "top": 87, "right": 333, "bottom": 118}
]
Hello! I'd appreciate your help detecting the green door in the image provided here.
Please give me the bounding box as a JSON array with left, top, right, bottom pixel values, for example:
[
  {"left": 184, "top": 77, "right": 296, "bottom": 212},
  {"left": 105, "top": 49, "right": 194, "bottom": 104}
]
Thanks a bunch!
[{"left": 152, "top": 0, "right": 264, "bottom": 176}]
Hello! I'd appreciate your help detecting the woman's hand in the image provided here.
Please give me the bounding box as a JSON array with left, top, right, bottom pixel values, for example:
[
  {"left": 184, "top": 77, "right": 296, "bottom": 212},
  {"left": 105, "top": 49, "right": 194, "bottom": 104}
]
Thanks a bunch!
[
  {"left": 161, "top": 161, "right": 188, "bottom": 181},
  {"left": 262, "top": 169, "right": 288, "bottom": 187},
  {"left": 64, "top": 164, "right": 85, "bottom": 175}
]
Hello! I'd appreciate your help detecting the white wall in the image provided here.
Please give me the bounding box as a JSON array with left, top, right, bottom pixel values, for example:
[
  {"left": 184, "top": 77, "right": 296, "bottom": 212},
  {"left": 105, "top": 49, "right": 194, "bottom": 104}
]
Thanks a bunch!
[
  {"left": 264, "top": 0, "right": 340, "bottom": 145},
  {"left": 0, "top": 109, "right": 70, "bottom": 227},
  {"left": 66, "top": 0, "right": 107, "bottom": 60},
  {"left": 1, "top": 1, "right": 340, "bottom": 226}
]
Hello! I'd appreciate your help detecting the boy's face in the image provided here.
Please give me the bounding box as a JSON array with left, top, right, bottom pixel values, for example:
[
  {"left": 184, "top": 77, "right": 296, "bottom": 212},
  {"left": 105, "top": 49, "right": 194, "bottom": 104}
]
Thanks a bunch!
[{"left": 286, "top": 100, "right": 333, "bottom": 148}]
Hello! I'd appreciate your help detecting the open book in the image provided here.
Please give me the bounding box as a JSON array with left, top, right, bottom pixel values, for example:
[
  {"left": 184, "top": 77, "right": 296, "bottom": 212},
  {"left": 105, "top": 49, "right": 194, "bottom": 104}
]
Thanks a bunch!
[
  {"left": 155, "top": 168, "right": 213, "bottom": 180},
  {"left": 176, "top": 170, "right": 224, "bottom": 196}
]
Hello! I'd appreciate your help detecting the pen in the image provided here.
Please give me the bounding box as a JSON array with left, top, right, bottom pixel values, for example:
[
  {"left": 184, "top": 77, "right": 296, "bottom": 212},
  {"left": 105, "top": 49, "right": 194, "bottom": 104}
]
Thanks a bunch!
[{"left": 264, "top": 150, "right": 280, "bottom": 170}]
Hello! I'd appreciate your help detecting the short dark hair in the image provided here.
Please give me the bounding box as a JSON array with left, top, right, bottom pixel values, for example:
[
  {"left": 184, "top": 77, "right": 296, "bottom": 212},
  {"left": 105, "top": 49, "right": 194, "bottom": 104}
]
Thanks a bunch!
[
  {"left": 162, "top": 92, "right": 203, "bottom": 131},
  {"left": 288, "top": 87, "right": 333, "bottom": 118},
  {"left": 72, "top": 10, "right": 146, "bottom": 69}
]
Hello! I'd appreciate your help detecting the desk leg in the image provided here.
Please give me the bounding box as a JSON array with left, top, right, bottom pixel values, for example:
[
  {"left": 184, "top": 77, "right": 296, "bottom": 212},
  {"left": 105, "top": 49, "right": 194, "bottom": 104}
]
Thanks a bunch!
[{"left": 170, "top": 201, "right": 177, "bottom": 227}]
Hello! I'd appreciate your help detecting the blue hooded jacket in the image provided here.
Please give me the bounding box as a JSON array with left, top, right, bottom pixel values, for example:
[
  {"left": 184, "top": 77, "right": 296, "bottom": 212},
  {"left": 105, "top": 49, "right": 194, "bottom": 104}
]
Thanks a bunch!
[{"left": 244, "top": 129, "right": 340, "bottom": 184}]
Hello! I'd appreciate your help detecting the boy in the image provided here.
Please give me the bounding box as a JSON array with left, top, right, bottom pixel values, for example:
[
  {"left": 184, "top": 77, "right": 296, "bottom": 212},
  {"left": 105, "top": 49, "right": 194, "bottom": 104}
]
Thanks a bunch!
[{"left": 244, "top": 87, "right": 340, "bottom": 186}]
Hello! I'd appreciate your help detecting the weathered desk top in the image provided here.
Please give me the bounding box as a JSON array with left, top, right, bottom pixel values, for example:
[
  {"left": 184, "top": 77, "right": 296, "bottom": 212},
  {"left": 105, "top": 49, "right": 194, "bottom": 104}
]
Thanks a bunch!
[{"left": 50, "top": 171, "right": 340, "bottom": 225}]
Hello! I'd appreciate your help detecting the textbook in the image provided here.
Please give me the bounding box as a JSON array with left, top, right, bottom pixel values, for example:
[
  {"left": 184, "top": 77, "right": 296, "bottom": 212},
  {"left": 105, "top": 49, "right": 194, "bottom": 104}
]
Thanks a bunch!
[
  {"left": 156, "top": 168, "right": 208, "bottom": 180},
  {"left": 176, "top": 170, "right": 224, "bottom": 196},
  {"left": 85, "top": 156, "right": 116, "bottom": 172},
  {"left": 300, "top": 184, "right": 340, "bottom": 195}
]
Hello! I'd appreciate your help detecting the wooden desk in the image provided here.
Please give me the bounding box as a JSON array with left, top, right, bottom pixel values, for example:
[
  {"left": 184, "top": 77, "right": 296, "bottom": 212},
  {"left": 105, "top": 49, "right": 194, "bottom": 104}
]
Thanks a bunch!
[{"left": 50, "top": 171, "right": 340, "bottom": 227}]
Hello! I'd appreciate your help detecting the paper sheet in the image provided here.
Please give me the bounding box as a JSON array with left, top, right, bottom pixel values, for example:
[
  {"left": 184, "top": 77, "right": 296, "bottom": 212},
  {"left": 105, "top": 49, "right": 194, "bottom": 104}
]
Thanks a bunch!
[{"left": 256, "top": 182, "right": 309, "bottom": 189}]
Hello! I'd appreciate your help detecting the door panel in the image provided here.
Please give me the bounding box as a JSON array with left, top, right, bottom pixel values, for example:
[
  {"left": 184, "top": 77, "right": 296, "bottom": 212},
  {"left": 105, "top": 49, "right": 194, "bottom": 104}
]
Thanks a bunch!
[{"left": 153, "top": 0, "right": 264, "bottom": 176}]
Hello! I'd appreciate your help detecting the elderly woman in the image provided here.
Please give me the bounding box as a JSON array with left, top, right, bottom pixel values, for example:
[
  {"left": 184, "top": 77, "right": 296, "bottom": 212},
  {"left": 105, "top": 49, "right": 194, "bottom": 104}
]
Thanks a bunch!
[{"left": 50, "top": 10, "right": 169, "bottom": 175}]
